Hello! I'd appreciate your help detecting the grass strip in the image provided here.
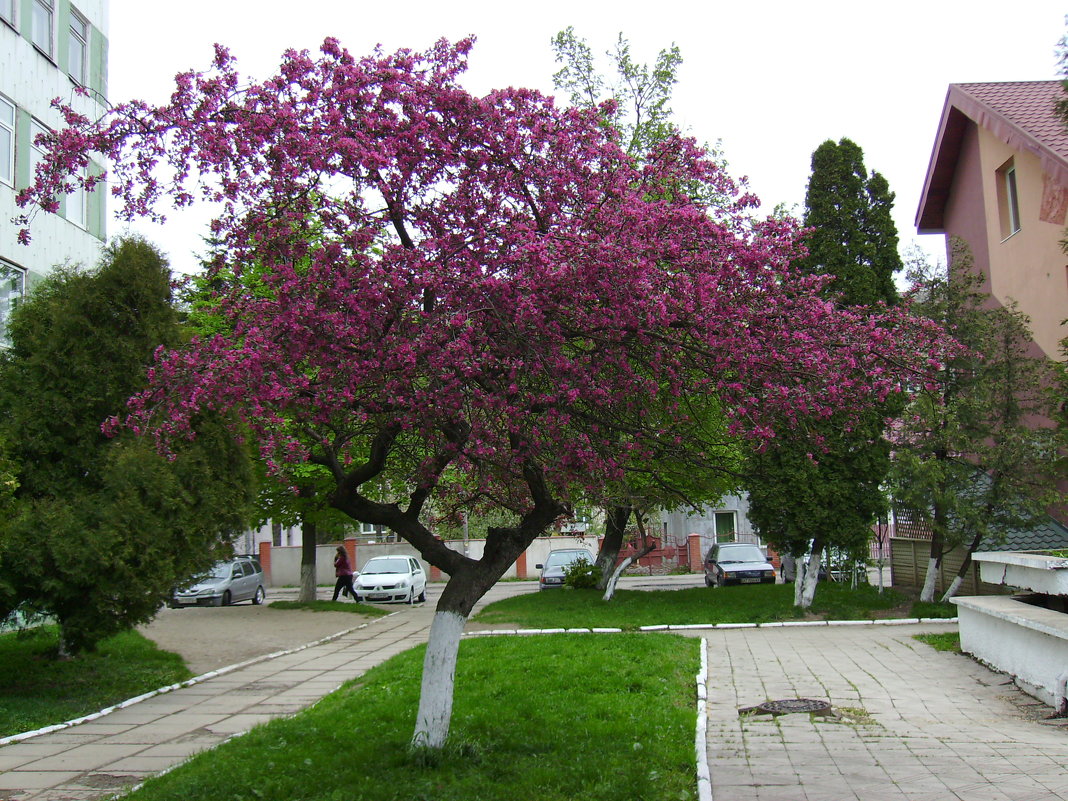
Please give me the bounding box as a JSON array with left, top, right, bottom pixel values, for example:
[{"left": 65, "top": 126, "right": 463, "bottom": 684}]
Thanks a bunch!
[
  {"left": 125, "top": 633, "right": 700, "bottom": 801},
  {"left": 913, "top": 632, "right": 962, "bottom": 653},
  {"left": 0, "top": 626, "right": 192, "bottom": 738},
  {"left": 268, "top": 599, "right": 390, "bottom": 617},
  {"left": 472, "top": 582, "right": 926, "bottom": 629}
]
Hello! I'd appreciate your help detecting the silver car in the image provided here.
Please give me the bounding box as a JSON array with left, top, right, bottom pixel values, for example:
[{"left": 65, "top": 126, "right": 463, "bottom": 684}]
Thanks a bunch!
[
  {"left": 170, "top": 556, "right": 267, "bottom": 607},
  {"left": 536, "top": 549, "right": 594, "bottom": 590},
  {"left": 703, "top": 543, "right": 776, "bottom": 587}
]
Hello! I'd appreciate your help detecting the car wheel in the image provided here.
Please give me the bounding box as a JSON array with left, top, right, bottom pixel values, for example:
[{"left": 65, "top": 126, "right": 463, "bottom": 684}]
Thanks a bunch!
[
  {"left": 418, "top": 588, "right": 426, "bottom": 603},
  {"left": 252, "top": 586, "right": 265, "bottom": 605},
  {"left": 222, "top": 590, "right": 232, "bottom": 606}
]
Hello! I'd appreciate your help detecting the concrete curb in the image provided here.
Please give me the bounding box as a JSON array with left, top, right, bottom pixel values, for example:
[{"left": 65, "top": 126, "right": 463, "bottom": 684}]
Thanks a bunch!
[
  {"left": 695, "top": 637, "right": 713, "bottom": 801},
  {"left": 0, "top": 610, "right": 400, "bottom": 748},
  {"left": 464, "top": 617, "right": 958, "bottom": 638}
]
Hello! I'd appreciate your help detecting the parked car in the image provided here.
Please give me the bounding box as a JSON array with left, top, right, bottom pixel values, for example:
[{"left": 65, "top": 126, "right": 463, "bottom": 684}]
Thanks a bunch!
[
  {"left": 536, "top": 549, "right": 594, "bottom": 590},
  {"left": 353, "top": 555, "right": 427, "bottom": 604},
  {"left": 170, "top": 556, "right": 266, "bottom": 607},
  {"left": 704, "top": 543, "right": 776, "bottom": 587}
]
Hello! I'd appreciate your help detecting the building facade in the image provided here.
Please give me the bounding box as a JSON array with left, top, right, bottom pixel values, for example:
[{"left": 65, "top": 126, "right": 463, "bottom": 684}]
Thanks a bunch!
[
  {"left": 1, "top": 0, "right": 108, "bottom": 342},
  {"left": 916, "top": 81, "right": 1068, "bottom": 359}
]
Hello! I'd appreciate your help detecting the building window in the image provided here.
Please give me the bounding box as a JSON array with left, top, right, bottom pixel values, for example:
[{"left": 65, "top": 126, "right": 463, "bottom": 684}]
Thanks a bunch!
[
  {"left": 29, "top": 119, "right": 48, "bottom": 189},
  {"left": 31, "top": 0, "right": 53, "bottom": 58},
  {"left": 0, "top": 96, "right": 13, "bottom": 187},
  {"left": 68, "top": 9, "right": 88, "bottom": 85},
  {"left": 996, "top": 158, "right": 1021, "bottom": 239},
  {"left": 0, "top": 0, "right": 15, "bottom": 28},
  {"left": 714, "top": 511, "right": 737, "bottom": 543},
  {"left": 66, "top": 164, "right": 87, "bottom": 228},
  {"left": 0, "top": 262, "right": 25, "bottom": 348}
]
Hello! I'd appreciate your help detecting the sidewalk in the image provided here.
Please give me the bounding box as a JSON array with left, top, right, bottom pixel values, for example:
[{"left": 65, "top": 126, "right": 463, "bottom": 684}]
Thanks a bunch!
[{"left": 702, "top": 622, "right": 1068, "bottom": 801}]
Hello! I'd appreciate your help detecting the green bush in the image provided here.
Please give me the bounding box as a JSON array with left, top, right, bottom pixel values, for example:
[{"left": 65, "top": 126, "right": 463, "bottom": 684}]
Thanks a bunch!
[{"left": 562, "top": 557, "right": 600, "bottom": 589}]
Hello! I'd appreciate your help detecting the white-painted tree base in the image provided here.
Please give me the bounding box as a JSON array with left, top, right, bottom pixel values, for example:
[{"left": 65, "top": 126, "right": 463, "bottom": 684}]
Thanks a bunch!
[
  {"left": 412, "top": 610, "right": 467, "bottom": 749},
  {"left": 603, "top": 556, "right": 635, "bottom": 601},
  {"left": 940, "top": 574, "right": 963, "bottom": 602},
  {"left": 920, "top": 557, "right": 939, "bottom": 603}
]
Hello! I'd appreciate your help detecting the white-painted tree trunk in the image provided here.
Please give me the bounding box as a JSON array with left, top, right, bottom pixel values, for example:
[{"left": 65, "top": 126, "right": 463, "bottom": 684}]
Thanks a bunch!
[
  {"left": 299, "top": 563, "right": 317, "bottom": 604},
  {"left": 940, "top": 575, "right": 963, "bottom": 603},
  {"left": 412, "top": 610, "right": 467, "bottom": 750},
  {"left": 603, "top": 555, "right": 635, "bottom": 601},
  {"left": 793, "top": 562, "right": 805, "bottom": 607},
  {"left": 798, "top": 551, "right": 822, "bottom": 609},
  {"left": 919, "top": 557, "right": 939, "bottom": 603}
]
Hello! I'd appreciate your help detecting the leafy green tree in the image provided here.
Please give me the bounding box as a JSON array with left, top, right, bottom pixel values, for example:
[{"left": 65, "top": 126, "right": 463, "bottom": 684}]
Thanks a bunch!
[
  {"left": 0, "top": 238, "right": 256, "bottom": 654},
  {"left": 891, "top": 241, "right": 1059, "bottom": 601},
  {"left": 746, "top": 138, "right": 901, "bottom": 606}
]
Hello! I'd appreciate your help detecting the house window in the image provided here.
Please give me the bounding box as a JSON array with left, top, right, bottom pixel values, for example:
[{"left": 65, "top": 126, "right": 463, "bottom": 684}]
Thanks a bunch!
[
  {"left": 0, "top": 0, "right": 15, "bottom": 28},
  {"left": 714, "top": 511, "right": 737, "bottom": 543},
  {"left": 31, "top": 0, "right": 54, "bottom": 58},
  {"left": 29, "top": 119, "right": 48, "bottom": 189},
  {"left": 0, "top": 262, "right": 25, "bottom": 348},
  {"left": 996, "top": 159, "right": 1021, "bottom": 239},
  {"left": 0, "top": 96, "right": 13, "bottom": 187},
  {"left": 66, "top": 163, "right": 86, "bottom": 228},
  {"left": 68, "top": 9, "right": 88, "bottom": 85}
]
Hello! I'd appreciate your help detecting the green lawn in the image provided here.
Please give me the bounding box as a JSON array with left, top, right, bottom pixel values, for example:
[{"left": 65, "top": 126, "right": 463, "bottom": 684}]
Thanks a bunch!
[
  {"left": 121, "top": 633, "right": 700, "bottom": 801},
  {"left": 472, "top": 582, "right": 955, "bottom": 629},
  {"left": 0, "top": 626, "right": 192, "bottom": 739}
]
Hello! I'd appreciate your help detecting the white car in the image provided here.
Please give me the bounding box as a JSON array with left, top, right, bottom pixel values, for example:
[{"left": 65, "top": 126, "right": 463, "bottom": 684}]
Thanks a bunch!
[{"left": 353, "top": 555, "right": 427, "bottom": 604}]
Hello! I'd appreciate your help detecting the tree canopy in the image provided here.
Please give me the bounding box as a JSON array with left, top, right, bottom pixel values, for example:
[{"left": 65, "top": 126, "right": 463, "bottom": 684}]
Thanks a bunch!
[{"left": 18, "top": 37, "right": 944, "bottom": 740}]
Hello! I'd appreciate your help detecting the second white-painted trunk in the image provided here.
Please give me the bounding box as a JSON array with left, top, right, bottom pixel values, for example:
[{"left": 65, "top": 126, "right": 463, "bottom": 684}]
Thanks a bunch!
[
  {"left": 299, "top": 564, "right": 317, "bottom": 604},
  {"left": 412, "top": 610, "right": 467, "bottom": 750},
  {"left": 793, "top": 562, "right": 805, "bottom": 607},
  {"left": 603, "top": 556, "right": 635, "bottom": 601},
  {"left": 940, "top": 574, "right": 963, "bottom": 603},
  {"left": 920, "top": 557, "right": 939, "bottom": 603},
  {"left": 799, "top": 551, "right": 821, "bottom": 608}
]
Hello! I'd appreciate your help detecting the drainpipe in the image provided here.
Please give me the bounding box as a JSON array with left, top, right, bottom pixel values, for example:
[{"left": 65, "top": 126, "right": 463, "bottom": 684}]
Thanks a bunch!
[{"left": 1056, "top": 670, "right": 1068, "bottom": 717}]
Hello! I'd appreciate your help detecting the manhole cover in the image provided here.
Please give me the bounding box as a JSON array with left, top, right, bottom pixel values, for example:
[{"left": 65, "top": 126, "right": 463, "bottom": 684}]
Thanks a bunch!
[{"left": 741, "top": 698, "right": 832, "bottom": 716}]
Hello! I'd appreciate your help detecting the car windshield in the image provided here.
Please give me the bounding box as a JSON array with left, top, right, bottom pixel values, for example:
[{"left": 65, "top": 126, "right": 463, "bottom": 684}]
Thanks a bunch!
[
  {"left": 362, "top": 558, "right": 410, "bottom": 574},
  {"left": 544, "top": 551, "right": 590, "bottom": 569},
  {"left": 717, "top": 545, "right": 766, "bottom": 564},
  {"left": 207, "top": 563, "right": 233, "bottom": 580}
]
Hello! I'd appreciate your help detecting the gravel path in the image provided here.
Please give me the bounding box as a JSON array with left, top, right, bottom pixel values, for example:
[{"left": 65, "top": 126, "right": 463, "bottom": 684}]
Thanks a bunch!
[{"left": 136, "top": 599, "right": 370, "bottom": 675}]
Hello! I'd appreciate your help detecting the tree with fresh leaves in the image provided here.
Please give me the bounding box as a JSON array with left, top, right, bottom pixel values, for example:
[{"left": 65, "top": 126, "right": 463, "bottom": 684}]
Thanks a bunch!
[
  {"left": 891, "top": 241, "right": 1059, "bottom": 602},
  {"left": 18, "top": 38, "right": 944, "bottom": 747},
  {"left": 552, "top": 29, "right": 741, "bottom": 593},
  {"left": 745, "top": 137, "right": 902, "bottom": 607},
  {"left": 0, "top": 238, "right": 256, "bottom": 655}
]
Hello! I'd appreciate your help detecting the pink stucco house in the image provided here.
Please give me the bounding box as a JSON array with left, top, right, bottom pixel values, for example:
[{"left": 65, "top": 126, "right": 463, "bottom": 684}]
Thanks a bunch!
[{"left": 917, "top": 81, "right": 1068, "bottom": 359}]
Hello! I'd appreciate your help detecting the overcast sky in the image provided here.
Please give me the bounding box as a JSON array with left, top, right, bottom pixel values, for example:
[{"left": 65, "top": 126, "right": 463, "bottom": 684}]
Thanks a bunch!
[{"left": 108, "top": 0, "right": 1067, "bottom": 275}]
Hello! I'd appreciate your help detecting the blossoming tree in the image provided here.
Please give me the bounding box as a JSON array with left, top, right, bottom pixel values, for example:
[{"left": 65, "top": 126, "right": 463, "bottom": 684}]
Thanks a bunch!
[{"left": 19, "top": 38, "right": 942, "bottom": 749}]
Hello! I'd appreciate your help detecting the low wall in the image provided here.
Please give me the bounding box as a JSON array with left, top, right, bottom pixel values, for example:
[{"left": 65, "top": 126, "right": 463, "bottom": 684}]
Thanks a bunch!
[
  {"left": 952, "top": 595, "right": 1068, "bottom": 709},
  {"left": 259, "top": 534, "right": 598, "bottom": 587}
]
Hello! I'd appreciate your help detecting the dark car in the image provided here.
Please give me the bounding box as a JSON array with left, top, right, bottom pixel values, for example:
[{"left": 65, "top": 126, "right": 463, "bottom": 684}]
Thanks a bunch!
[
  {"left": 170, "top": 556, "right": 267, "bottom": 607},
  {"left": 536, "top": 549, "right": 594, "bottom": 590},
  {"left": 704, "top": 543, "right": 776, "bottom": 587}
]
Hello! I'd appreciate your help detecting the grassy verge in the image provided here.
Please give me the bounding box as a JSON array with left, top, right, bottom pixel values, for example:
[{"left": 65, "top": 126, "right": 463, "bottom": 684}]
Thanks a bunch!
[
  {"left": 913, "top": 632, "right": 962, "bottom": 653},
  {"left": 124, "top": 633, "right": 699, "bottom": 801},
  {"left": 268, "top": 600, "right": 391, "bottom": 617},
  {"left": 472, "top": 582, "right": 930, "bottom": 629},
  {"left": 0, "top": 626, "right": 192, "bottom": 738}
]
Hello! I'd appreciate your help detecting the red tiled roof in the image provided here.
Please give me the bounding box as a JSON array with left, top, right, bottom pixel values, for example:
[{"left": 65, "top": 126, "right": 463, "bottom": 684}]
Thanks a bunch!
[
  {"left": 954, "top": 81, "right": 1068, "bottom": 162},
  {"left": 916, "top": 80, "right": 1068, "bottom": 232}
]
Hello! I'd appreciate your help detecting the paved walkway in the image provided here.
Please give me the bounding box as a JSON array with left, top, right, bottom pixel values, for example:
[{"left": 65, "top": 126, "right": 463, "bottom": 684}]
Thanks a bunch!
[{"left": 703, "top": 623, "right": 1068, "bottom": 801}]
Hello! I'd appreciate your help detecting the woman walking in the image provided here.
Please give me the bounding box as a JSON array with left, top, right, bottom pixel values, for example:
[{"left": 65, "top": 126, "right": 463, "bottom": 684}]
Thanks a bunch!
[{"left": 332, "top": 545, "right": 357, "bottom": 602}]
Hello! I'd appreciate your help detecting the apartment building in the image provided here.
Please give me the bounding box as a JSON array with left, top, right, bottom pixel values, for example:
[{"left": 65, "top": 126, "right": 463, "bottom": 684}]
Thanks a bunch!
[{"left": 1, "top": 0, "right": 108, "bottom": 343}]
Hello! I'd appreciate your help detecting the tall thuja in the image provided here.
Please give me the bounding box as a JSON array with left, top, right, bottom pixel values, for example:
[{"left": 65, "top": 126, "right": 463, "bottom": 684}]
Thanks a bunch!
[
  {"left": 0, "top": 238, "right": 255, "bottom": 654},
  {"left": 747, "top": 138, "right": 901, "bottom": 607}
]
